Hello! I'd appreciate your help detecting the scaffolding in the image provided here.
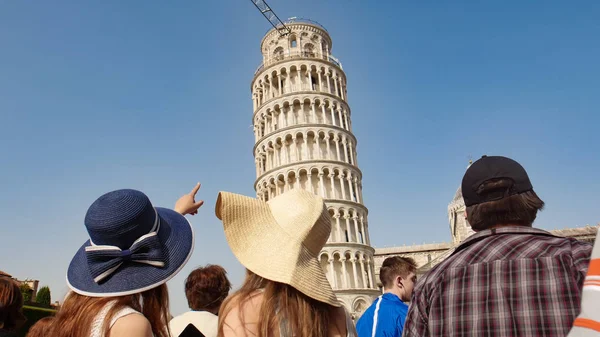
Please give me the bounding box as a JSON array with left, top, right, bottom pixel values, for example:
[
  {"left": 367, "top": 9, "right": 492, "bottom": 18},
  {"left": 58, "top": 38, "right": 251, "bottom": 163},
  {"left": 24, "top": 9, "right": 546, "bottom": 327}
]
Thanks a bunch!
[{"left": 249, "top": 0, "right": 291, "bottom": 36}]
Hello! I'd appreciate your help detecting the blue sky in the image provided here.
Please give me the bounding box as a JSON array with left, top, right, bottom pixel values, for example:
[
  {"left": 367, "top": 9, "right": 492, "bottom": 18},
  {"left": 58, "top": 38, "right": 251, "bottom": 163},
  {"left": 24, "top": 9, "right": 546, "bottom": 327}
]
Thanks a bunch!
[{"left": 1, "top": 0, "right": 598, "bottom": 315}]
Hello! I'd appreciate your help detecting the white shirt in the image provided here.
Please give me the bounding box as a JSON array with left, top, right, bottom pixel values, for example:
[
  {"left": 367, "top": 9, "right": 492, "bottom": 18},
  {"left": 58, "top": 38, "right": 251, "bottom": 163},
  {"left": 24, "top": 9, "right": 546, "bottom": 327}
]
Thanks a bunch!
[{"left": 169, "top": 311, "right": 218, "bottom": 337}]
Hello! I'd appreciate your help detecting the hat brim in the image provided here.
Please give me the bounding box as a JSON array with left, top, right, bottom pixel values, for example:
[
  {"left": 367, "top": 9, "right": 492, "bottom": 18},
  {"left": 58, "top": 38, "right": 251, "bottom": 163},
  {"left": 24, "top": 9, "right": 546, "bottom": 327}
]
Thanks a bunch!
[
  {"left": 216, "top": 192, "right": 340, "bottom": 307},
  {"left": 66, "top": 207, "right": 194, "bottom": 297}
]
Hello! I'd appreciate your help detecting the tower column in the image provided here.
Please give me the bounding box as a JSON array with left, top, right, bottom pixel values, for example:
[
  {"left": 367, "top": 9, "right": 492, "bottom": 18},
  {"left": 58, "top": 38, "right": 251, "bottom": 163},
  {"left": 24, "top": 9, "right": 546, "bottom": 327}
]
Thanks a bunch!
[
  {"left": 291, "top": 136, "right": 298, "bottom": 162},
  {"left": 329, "top": 103, "right": 335, "bottom": 125},
  {"left": 337, "top": 107, "right": 344, "bottom": 129},
  {"left": 352, "top": 216, "right": 360, "bottom": 243},
  {"left": 344, "top": 214, "right": 351, "bottom": 242},
  {"left": 340, "top": 256, "right": 349, "bottom": 288},
  {"left": 349, "top": 142, "right": 355, "bottom": 165},
  {"left": 334, "top": 213, "right": 342, "bottom": 242},
  {"left": 311, "top": 102, "right": 317, "bottom": 123},
  {"left": 292, "top": 106, "right": 298, "bottom": 124},
  {"left": 354, "top": 179, "right": 361, "bottom": 203},
  {"left": 274, "top": 144, "right": 281, "bottom": 167},
  {"left": 280, "top": 106, "right": 287, "bottom": 128},
  {"left": 315, "top": 134, "right": 321, "bottom": 159},
  {"left": 318, "top": 172, "right": 326, "bottom": 198},
  {"left": 333, "top": 75, "right": 340, "bottom": 97},
  {"left": 307, "top": 172, "right": 313, "bottom": 193},
  {"left": 301, "top": 134, "right": 308, "bottom": 160},
  {"left": 325, "top": 135, "right": 332, "bottom": 158},
  {"left": 360, "top": 256, "right": 367, "bottom": 288},
  {"left": 348, "top": 174, "right": 355, "bottom": 201},
  {"left": 328, "top": 258, "right": 337, "bottom": 289},
  {"left": 328, "top": 173, "right": 337, "bottom": 199},
  {"left": 364, "top": 219, "right": 371, "bottom": 245},
  {"left": 366, "top": 259, "right": 374, "bottom": 289},
  {"left": 318, "top": 70, "right": 323, "bottom": 92},
  {"left": 351, "top": 257, "right": 359, "bottom": 288},
  {"left": 343, "top": 110, "right": 350, "bottom": 130},
  {"left": 278, "top": 73, "right": 283, "bottom": 96},
  {"left": 334, "top": 137, "right": 342, "bottom": 161},
  {"left": 339, "top": 174, "right": 347, "bottom": 200},
  {"left": 320, "top": 103, "right": 327, "bottom": 123},
  {"left": 359, "top": 216, "right": 366, "bottom": 244}
]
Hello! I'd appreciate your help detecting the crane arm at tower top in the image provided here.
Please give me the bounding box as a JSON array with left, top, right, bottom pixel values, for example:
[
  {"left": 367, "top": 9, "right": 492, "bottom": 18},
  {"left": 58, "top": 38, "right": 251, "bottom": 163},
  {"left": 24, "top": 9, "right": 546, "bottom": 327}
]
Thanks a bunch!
[{"left": 249, "top": 0, "right": 291, "bottom": 37}]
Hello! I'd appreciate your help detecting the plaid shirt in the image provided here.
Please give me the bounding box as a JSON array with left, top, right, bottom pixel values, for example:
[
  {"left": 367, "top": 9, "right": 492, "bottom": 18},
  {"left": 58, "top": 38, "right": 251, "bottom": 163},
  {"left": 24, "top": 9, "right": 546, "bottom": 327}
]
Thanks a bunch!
[{"left": 403, "top": 226, "right": 592, "bottom": 337}]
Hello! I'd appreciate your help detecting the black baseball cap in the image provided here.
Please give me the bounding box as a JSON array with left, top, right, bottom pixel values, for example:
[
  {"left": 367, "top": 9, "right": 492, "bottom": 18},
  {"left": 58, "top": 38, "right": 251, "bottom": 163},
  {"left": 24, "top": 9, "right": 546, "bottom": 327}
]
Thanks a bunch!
[{"left": 461, "top": 155, "right": 533, "bottom": 207}]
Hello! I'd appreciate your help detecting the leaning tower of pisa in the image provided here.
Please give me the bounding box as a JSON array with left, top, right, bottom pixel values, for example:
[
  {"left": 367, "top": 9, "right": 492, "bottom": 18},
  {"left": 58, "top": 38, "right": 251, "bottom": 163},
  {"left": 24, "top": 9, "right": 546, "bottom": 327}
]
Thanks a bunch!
[{"left": 250, "top": 18, "right": 380, "bottom": 319}]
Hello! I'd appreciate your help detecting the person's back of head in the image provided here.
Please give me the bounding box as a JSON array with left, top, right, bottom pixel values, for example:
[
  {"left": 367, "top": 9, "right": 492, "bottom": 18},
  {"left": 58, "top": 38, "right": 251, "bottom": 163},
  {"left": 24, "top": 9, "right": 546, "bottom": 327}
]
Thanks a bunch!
[
  {"left": 0, "top": 278, "right": 25, "bottom": 333},
  {"left": 25, "top": 316, "right": 54, "bottom": 337},
  {"left": 379, "top": 256, "right": 417, "bottom": 302},
  {"left": 462, "top": 155, "right": 545, "bottom": 231},
  {"left": 185, "top": 265, "right": 231, "bottom": 314}
]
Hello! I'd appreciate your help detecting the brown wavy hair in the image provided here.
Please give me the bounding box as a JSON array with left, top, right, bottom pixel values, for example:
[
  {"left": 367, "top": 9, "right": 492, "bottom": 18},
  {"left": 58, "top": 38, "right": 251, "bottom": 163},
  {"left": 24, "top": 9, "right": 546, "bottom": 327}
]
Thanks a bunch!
[
  {"left": 379, "top": 256, "right": 417, "bottom": 288},
  {"left": 218, "top": 270, "right": 345, "bottom": 337},
  {"left": 25, "top": 316, "right": 54, "bottom": 337},
  {"left": 0, "top": 278, "right": 26, "bottom": 331},
  {"left": 48, "top": 284, "right": 170, "bottom": 337},
  {"left": 185, "top": 264, "right": 231, "bottom": 312},
  {"left": 466, "top": 178, "right": 545, "bottom": 231}
]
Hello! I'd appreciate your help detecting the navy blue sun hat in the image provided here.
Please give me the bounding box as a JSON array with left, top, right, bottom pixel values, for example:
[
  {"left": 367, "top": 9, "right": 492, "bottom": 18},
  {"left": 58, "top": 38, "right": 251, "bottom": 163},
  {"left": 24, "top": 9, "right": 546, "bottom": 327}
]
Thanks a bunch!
[{"left": 67, "top": 189, "right": 194, "bottom": 297}]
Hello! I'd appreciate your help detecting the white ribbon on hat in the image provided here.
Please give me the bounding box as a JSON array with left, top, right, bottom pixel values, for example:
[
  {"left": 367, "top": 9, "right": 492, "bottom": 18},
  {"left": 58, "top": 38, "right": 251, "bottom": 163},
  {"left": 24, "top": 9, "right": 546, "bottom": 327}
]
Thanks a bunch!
[{"left": 85, "top": 208, "right": 165, "bottom": 283}]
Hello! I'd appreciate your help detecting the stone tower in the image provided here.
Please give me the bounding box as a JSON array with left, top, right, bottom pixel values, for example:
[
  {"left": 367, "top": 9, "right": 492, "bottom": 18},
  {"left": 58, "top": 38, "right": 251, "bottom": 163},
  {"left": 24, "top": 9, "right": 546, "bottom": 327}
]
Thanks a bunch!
[{"left": 250, "top": 18, "right": 379, "bottom": 319}]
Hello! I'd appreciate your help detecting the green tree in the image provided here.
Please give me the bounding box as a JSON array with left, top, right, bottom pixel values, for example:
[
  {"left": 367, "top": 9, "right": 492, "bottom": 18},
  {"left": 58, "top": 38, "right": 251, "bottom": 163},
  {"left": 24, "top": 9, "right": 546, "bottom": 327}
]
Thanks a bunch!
[
  {"left": 19, "top": 283, "right": 32, "bottom": 303},
  {"left": 35, "top": 286, "right": 51, "bottom": 307}
]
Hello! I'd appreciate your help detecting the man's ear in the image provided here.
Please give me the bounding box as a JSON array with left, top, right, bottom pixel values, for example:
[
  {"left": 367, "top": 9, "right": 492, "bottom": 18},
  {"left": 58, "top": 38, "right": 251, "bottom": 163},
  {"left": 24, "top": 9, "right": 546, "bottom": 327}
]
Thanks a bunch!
[
  {"left": 464, "top": 210, "right": 468, "bottom": 219},
  {"left": 396, "top": 275, "right": 403, "bottom": 289}
]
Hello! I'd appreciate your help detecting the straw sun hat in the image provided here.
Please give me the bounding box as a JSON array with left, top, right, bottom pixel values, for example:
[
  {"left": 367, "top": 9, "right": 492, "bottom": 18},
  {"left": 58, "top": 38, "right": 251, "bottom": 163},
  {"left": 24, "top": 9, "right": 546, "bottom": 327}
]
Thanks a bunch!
[{"left": 215, "top": 189, "right": 340, "bottom": 307}]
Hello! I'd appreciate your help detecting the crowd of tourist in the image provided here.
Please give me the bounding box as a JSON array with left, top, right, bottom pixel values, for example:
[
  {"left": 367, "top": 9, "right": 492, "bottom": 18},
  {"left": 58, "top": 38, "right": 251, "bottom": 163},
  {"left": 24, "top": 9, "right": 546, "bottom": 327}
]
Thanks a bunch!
[{"left": 0, "top": 155, "right": 598, "bottom": 337}]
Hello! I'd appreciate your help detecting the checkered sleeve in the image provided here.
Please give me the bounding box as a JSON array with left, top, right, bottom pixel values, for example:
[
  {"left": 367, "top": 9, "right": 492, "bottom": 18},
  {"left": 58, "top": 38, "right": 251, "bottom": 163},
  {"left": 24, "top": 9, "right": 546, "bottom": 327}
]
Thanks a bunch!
[{"left": 402, "top": 284, "right": 430, "bottom": 337}]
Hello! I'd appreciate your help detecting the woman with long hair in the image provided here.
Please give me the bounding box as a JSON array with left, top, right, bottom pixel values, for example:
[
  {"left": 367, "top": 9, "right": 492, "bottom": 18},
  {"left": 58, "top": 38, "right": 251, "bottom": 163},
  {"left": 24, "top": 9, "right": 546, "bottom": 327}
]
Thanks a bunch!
[
  {"left": 215, "top": 189, "right": 357, "bottom": 337},
  {"left": 49, "top": 183, "right": 204, "bottom": 337},
  {"left": 0, "top": 277, "right": 26, "bottom": 337}
]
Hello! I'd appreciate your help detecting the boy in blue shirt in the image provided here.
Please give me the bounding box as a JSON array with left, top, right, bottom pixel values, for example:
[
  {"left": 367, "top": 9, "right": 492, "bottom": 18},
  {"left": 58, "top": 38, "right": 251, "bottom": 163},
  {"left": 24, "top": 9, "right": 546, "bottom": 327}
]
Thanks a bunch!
[{"left": 356, "top": 256, "right": 417, "bottom": 337}]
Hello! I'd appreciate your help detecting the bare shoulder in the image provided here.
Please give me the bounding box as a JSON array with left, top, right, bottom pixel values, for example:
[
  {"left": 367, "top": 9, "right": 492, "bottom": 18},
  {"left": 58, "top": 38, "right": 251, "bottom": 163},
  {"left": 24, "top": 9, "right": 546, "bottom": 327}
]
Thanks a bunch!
[
  {"left": 222, "top": 292, "right": 264, "bottom": 337},
  {"left": 109, "top": 313, "right": 152, "bottom": 337}
]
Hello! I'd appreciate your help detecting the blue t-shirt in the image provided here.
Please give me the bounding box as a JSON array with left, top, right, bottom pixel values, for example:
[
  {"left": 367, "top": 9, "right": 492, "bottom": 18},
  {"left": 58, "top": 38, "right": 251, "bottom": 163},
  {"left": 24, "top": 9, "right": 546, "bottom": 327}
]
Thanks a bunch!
[{"left": 356, "top": 293, "right": 408, "bottom": 337}]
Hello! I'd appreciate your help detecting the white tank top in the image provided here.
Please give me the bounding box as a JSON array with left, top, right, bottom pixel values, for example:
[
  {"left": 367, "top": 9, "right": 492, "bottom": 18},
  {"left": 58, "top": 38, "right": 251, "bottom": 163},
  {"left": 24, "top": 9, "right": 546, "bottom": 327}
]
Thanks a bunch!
[{"left": 90, "top": 301, "right": 144, "bottom": 337}]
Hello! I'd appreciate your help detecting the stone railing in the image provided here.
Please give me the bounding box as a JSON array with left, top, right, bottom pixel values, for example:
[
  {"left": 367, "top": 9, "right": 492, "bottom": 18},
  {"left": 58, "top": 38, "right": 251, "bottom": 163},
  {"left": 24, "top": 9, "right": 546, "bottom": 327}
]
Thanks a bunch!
[{"left": 255, "top": 51, "right": 343, "bottom": 75}]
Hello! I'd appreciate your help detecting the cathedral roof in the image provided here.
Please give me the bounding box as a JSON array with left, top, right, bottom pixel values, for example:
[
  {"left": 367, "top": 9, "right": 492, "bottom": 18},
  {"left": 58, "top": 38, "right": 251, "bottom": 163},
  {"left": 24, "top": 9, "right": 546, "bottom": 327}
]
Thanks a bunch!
[{"left": 452, "top": 186, "right": 463, "bottom": 203}]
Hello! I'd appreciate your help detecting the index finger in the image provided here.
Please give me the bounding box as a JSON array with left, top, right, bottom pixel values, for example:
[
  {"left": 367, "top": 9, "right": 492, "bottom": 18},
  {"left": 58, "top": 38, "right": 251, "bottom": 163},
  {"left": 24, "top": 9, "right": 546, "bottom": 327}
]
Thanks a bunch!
[{"left": 190, "top": 182, "right": 201, "bottom": 196}]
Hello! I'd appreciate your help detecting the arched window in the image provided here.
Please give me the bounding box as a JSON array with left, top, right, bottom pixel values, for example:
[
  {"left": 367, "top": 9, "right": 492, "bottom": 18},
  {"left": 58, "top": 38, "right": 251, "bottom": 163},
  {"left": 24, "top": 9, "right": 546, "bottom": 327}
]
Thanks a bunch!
[
  {"left": 304, "top": 43, "right": 315, "bottom": 58},
  {"left": 290, "top": 35, "right": 297, "bottom": 48},
  {"left": 273, "top": 47, "right": 284, "bottom": 61}
]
